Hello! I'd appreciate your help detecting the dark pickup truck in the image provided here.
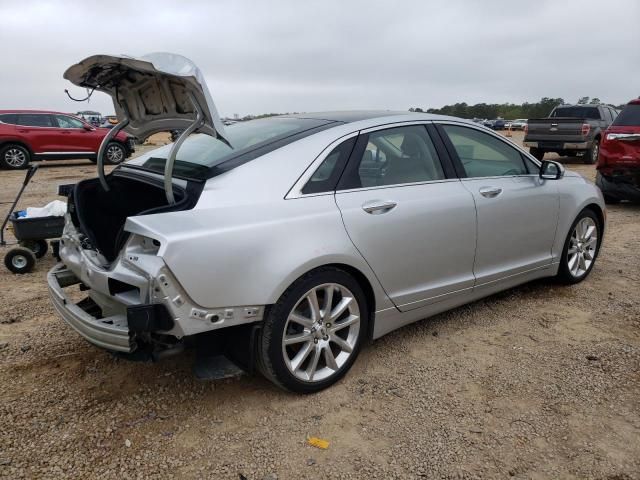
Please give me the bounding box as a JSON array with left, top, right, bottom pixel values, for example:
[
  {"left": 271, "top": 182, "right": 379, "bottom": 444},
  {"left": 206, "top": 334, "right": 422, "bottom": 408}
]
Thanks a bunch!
[{"left": 524, "top": 104, "right": 619, "bottom": 164}]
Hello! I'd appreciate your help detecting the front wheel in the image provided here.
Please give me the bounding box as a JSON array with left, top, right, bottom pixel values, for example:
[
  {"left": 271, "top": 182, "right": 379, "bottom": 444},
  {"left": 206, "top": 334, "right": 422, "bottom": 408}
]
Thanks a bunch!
[
  {"left": 257, "top": 267, "right": 368, "bottom": 393},
  {"left": 556, "top": 209, "right": 602, "bottom": 284},
  {"left": 4, "top": 247, "right": 36, "bottom": 274},
  {"left": 0, "top": 144, "right": 30, "bottom": 169},
  {"left": 585, "top": 140, "right": 599, "bottom": 165},
  {"left": 103, "top": 142, "right": 126, "bottom": 165}
]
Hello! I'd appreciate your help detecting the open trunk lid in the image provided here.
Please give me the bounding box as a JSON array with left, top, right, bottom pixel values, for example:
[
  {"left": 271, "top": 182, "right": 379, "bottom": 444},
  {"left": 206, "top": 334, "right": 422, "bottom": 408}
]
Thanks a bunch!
[{"left": 64, "top": 52, "right": 229, "bottom": 144}]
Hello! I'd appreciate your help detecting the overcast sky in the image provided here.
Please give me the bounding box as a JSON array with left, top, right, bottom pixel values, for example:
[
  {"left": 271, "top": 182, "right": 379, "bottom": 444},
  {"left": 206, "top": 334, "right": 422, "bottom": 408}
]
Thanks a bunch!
[{"left": 1, "top": 0, "right": 639, "bottom": 117}]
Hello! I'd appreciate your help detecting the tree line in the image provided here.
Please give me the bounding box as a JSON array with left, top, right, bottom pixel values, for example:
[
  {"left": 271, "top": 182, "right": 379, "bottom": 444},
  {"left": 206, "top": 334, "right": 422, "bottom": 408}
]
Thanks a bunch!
[{"left": 411, "top": 97, "right": 628, "bottom": 120}]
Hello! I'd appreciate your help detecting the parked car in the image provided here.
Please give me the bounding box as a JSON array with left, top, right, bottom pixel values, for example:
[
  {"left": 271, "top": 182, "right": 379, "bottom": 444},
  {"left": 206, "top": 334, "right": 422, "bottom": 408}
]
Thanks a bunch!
[
  {"left": 50, "top": 53, "right": 605, "bottom": 393},
  {"left": 492, "top": 119, "right": 506, "bottom": 130},
  {"left": 596, "top": 98, "right": 640, "bottom": 203},
  {"left": 510, "top": 119, "right": 528, "bottom": 130},
  {"left": 524, "top": 104, "right": 618, "bottom": 164},
  {"left": 0, "top": 110, "right": 134, "bottom": 169},
  {"left": 482, "top": 119, "right": 505, "bottom": 130}
]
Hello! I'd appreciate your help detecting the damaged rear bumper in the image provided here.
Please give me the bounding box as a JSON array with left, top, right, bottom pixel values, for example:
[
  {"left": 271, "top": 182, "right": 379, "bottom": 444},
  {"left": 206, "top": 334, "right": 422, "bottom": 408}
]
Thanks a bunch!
[
  {"left": 596, "top": 169, "right": 640, "bottom": 201},
  {"left": 48, "top": 264, "right": 134, "bottom": 352}
]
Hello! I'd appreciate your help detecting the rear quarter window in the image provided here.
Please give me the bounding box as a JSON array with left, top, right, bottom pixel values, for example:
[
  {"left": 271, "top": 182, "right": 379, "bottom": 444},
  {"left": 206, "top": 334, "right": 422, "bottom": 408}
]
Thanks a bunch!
[
  {"left": 0, "top": 114, "right": 17, "bottom": 124},
  {"left": 612, "top": 105, "right": 640, "bottom": 126}
]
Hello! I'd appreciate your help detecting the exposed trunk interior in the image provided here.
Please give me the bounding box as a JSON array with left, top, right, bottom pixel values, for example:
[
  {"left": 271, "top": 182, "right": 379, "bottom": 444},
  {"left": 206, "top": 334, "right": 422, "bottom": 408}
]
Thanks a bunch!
[{"left": 71, "top": 173, "right": 194, "bottom": 263}]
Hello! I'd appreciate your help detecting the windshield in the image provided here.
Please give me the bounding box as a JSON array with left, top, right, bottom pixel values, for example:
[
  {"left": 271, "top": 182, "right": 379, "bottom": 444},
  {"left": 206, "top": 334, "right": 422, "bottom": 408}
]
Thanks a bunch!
[
  {"left": 551, "top": 107, "right": 600, "bottom": 119},
  {"left": 128, "top": 116, "right": 337, "bottom": 179},
  {"left": 612, "top": 105, "right": 640, "bottom": 126}
]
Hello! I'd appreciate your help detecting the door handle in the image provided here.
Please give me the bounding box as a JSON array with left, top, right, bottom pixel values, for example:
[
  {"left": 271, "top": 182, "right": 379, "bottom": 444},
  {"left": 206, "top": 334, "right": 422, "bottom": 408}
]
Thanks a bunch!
[
  {"left": 362, "top": 200, "right": 397, "bottom": 214},
  {"left": 479, "top": 186, "right": 503, "bottom": 198}
]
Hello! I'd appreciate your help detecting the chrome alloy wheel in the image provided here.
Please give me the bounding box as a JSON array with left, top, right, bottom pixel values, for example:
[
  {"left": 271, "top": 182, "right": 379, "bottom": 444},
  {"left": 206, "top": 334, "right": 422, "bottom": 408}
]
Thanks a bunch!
[
  {"left": 567, "top": 217, "right": 598, "bottom": 277},
  {"left": 106, "top": 144, "right": 124, "bottom": 163},
  {"left": 5, "top": 148, "right": 27, "bottom": 167},
  {"left": 591, "top": 142, "right": 599, "bottom": 163},
  {"left": 282, "top": 283, "right": 360, "bottom": 382}
]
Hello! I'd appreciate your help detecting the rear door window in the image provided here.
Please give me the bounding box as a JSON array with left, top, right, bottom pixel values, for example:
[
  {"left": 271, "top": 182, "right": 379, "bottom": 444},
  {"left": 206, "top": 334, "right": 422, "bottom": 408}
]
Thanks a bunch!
[
  {"left": 612, "top": 104, "right": 640, "bottom": 126},
  {"left": 0, "top": 114, "right": 17, "bottom": 124},
  {"left": 338, "top": 125, "right": 446, "bottom": 190},
  {"left": 16, "top": 114, "right": 54, "bottom": 127}
]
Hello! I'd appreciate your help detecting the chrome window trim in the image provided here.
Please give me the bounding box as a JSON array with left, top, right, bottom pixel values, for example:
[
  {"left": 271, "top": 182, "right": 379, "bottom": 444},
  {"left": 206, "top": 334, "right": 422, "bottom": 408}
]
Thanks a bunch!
[
  {"left": 335, "top": 177, "right": 461, "bottom": 195},
  {"left": 357, "top": 120, "right": 433, "bottom": 135}
]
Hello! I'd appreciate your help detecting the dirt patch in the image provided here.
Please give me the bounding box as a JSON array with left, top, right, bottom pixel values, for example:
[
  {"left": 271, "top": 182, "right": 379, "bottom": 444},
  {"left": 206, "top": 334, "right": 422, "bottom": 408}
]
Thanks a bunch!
[{"left": 0, "top": 133, "right": 639, "bottom": 479}]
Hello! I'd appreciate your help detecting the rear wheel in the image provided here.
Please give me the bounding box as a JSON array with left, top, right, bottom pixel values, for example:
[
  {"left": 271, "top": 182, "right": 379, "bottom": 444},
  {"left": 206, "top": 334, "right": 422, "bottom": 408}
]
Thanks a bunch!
[
  {"left": 4, "top": 247, "right": 36, "bottom": 274},
  {"left": 585, "top": 139, "right": 600, "bottom": 165},
  {"left": 103, "top": 142, "right": 126, "bottom": 165},
  {"left": 556, "top": 209, "right": 601, "bottom": 284},
  {"left": 0, "top": 144, "right": 30, "bottom": 169},
  {"left": 257, "top": 267, "right": 368, "bottom": 393},
  {"left": 530, "top": 147, "right": 545, "bottom": 161}
]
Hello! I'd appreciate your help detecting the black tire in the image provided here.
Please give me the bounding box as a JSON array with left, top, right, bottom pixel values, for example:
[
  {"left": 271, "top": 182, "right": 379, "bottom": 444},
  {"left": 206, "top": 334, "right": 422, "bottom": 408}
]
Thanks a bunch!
[
  {"left": 256, "top": 267, "right": 369, "bottom": 393},
  {"left": 585, "top": 139, "right": 600, "bottom": 165},
  {"left": 0, "top": 144, "right": 30, "bottom": 169},
  {"left": 556, "top": 209, "right": 602, "bottom": 285},
  {"left": 20, "top": 239, "right": 48, "bottom": 259},
  {"left": 4, "top": 247, "right": 36, "bottom": 274},
  {"left": 530, "top": 148, "right": 545, "bottom": 161},
  {"left": 51, "top": 240, "right": 61, "bottom": 261},
  {"left": 103, "top": 142, "right": 126, "bottom": 165}
]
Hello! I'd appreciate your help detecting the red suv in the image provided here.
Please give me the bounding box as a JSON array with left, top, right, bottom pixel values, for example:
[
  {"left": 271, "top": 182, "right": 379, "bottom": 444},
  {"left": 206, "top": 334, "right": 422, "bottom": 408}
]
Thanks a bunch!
[
  {"left": 596, "top": 99, "right": 640, "bottom": 203},
  {"left": 0, "top": 110, "right": 134, "bottom": 169}
]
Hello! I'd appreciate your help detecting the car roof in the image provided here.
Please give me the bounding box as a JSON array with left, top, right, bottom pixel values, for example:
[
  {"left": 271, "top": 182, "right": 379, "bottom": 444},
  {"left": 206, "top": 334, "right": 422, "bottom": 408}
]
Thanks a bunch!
[
  {"left": 555, "top": 104, "right": 600, "bottom": 108},
  {"left": 278, "top": 110, "right": 461, "bottom": 123}
]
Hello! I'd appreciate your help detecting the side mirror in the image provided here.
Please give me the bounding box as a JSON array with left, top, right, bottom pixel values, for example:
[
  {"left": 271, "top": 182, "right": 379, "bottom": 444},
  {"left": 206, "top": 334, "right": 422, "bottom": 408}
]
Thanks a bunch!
[
  {"left": 83, "top": 124, "right": 93, "bottom": 131},
  {"left": 540, "top": 160, "right": 564, "bottom": 180}
]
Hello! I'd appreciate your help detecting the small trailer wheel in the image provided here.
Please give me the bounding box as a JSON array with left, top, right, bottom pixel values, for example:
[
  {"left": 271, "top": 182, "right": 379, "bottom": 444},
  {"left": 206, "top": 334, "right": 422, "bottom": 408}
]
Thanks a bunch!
[
  {"left": 20, "top": 239, "right": 48, "bottom": 259},
  {"left": 4, "top": 247, "right": 36, "bottom": 274}
]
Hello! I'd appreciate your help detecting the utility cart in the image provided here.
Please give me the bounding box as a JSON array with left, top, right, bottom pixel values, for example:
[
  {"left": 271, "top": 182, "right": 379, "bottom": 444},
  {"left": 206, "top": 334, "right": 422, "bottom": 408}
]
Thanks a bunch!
[{"left": 1, "top": 164, "right": 65, "bottom": 274}]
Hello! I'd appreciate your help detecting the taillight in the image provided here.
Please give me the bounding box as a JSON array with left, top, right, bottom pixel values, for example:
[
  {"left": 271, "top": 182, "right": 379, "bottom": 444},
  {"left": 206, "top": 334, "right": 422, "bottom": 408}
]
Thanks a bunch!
[{"left": 581, "top": 123, "right": 591, "bottom": 136}]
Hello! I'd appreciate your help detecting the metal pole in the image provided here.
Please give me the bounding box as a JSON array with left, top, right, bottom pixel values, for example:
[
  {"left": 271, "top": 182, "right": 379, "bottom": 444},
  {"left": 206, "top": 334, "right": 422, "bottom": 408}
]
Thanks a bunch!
[{"left": 163, "top": 93, "right": 204, "bottom": 205}]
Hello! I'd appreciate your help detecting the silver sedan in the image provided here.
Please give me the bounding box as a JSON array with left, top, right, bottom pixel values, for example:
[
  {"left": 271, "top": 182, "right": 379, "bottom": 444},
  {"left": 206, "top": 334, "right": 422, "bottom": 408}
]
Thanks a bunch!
[{"left": 50, "top": 54, "right": 605, "bottom": 393}]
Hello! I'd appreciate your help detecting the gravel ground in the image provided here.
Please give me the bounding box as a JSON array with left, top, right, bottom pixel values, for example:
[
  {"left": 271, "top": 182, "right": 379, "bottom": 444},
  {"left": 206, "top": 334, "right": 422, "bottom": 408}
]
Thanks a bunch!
[{"left": 0, "top": 132, "right": 639, "bottom": 479}]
